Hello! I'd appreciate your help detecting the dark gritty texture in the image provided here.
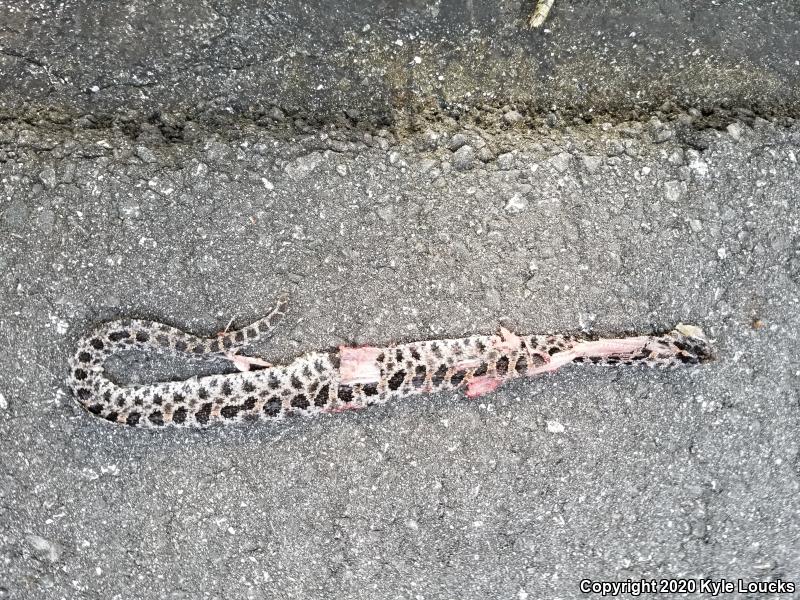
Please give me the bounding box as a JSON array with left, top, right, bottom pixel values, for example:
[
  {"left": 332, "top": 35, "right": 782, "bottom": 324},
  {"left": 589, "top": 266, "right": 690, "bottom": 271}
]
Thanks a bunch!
[
  {"left": 1, "top": 113, "right": 799, "bottom": 598},
  {"left": 0, "top": 0, "right": 799, "bottom": 126},
  {"left": 2, "top": 0, "right": 800, "bottom": 598}
]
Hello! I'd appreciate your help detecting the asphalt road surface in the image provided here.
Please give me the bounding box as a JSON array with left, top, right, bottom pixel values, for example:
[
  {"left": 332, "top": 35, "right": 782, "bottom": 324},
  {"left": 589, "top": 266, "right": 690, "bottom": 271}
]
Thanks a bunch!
[{"left": 1, "top": 1, "right": 799, "bottom": 599}]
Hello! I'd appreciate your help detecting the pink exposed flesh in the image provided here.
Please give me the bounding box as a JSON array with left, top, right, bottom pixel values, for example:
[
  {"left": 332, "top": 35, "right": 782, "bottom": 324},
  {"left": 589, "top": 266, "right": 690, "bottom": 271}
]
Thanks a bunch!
[
  {"left": 492, "top": 327, "right": 524, "bottom": 354},
  {"left": 226, "top": 352, "right": 273, "bottom": 372},
  {"left": 339, "top": 346, "right": 383, "bottom": 385},
  {"left": 525, "top": 336, "right": 652, "bottom": 376},
  {"left": 453, "top": 357, "right": 483, "bottom": 371},
  {"left": 466, "top": 375, "right": 503, "bottom": 398},
  {"left": 574, "top": 336, "right": 651, "bottom": 358}
]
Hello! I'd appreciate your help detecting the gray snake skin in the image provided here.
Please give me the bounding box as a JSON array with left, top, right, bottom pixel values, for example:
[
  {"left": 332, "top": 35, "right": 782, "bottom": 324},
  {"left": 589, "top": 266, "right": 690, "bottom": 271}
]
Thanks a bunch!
[{"left": 67, "top": 296, "right": 714, "bottom": 428}]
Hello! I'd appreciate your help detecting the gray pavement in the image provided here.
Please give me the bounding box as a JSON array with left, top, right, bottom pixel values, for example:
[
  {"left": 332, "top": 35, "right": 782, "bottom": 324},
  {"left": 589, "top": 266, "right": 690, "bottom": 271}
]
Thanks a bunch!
[
  {"left": 1, "top": 1, "right": 799, "bottom": 124},
  {"left": 1, "top": 1, "right": 800, "bottom": 599}
]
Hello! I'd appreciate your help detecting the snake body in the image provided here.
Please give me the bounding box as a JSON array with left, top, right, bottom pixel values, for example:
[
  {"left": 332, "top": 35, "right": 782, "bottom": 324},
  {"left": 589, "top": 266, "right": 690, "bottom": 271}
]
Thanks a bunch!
[{"left": 67, "top": 297, "right": 714, "bottom": 428}]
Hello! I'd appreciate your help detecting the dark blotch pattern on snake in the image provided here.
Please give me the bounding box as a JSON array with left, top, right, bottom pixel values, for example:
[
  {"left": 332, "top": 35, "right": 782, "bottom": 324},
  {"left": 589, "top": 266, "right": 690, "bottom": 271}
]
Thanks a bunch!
[{"left": 67, "top": 296, "right": 714, "bottom": 428}]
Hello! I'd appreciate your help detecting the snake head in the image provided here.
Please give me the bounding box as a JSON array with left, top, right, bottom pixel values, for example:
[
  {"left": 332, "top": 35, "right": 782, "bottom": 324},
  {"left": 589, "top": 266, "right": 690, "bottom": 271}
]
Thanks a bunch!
[{"left": 672, "top": 324, "right": 715, "bottom": 363}]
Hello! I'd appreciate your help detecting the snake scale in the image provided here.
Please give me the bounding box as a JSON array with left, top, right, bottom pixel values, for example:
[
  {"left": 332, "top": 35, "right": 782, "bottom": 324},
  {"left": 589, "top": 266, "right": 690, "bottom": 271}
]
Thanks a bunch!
[{"left": 67, "top": 296, "right": 714, "bottom": 428}]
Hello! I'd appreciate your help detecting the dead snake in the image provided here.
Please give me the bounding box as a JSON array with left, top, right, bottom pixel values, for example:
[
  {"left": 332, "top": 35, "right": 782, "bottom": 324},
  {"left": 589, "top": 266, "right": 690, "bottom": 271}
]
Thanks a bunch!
[{"left": 68, "top": 296, "right": 714, "bottom": 428}]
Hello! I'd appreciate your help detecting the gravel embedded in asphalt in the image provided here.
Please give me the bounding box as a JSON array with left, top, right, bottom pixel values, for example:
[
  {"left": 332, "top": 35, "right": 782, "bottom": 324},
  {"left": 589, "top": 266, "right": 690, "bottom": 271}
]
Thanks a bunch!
[{"left": 1, "top": 1, "right": 799, "bottom": 598}]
